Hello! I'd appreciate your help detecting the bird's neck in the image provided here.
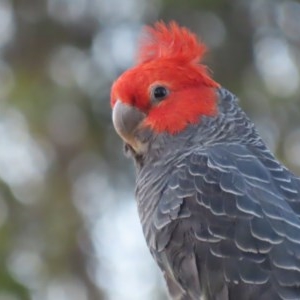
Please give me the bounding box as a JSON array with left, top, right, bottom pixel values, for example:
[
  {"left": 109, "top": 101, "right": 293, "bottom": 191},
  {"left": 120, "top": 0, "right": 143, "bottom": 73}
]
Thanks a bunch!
[{"left": 128, "top": 88, "right": 262, "bottom": 170}]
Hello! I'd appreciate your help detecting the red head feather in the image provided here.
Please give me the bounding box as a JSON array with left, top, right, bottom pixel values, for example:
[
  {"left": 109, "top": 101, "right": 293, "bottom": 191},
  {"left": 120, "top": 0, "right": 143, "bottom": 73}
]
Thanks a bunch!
[
  {"left": 137, "top": 21, "right": 207, "bottom": 65},
  {"left": 111, "top": 21, "right": 220, "bottom": 134}
]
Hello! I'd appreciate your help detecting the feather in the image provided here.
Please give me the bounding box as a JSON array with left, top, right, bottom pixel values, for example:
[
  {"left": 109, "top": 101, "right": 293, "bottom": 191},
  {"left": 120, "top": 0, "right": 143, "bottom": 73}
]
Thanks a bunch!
[{"left": 137, "top": 21, "right": 207, "bottom": 65}]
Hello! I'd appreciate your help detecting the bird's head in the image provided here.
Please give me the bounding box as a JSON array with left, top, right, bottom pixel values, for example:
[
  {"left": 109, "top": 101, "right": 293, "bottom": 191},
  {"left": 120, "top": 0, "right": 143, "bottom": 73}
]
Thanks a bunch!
[{"left": 111, "top": 21, "right": 220, "bottom": 154}]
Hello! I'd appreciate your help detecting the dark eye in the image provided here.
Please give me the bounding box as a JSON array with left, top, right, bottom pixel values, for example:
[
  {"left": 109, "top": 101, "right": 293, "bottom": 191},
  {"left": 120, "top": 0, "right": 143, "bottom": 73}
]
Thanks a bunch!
[{"left": 151, "top": 86, "right": 169, "bottom": 102}]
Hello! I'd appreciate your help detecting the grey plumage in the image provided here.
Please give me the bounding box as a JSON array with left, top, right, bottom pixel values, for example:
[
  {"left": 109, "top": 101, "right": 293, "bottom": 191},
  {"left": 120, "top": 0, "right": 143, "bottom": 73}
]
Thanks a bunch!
[{"left": 132, "top": 88, "right": 300, "bottom": 300}]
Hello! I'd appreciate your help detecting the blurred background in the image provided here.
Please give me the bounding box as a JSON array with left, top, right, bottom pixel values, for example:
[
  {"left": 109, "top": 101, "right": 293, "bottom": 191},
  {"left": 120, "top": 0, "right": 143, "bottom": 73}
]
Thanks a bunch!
[{"left": 1, "top": 0, "right": 300, "bottom": 299}]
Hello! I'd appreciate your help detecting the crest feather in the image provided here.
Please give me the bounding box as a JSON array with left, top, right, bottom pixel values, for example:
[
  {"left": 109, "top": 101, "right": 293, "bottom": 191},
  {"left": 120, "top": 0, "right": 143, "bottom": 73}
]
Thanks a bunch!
[{"left": 137, "top": 21, "right": 207, "bottom": 64}]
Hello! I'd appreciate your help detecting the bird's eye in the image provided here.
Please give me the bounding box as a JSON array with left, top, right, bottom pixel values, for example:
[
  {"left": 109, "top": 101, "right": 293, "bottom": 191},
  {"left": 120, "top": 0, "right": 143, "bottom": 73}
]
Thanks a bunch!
[{"left": 151, "top": 86, "right": 169, "bottom": 102}]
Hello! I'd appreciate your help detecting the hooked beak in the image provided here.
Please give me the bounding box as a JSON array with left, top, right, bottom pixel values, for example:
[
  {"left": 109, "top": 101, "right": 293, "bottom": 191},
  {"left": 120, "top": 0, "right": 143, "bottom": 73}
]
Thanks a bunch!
[{"left": 112, "top": 100, "right": 146, "bottom": 150}]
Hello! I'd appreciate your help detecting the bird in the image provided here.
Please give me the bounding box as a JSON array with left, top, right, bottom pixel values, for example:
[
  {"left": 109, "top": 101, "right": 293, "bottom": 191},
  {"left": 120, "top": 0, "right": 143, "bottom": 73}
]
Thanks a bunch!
[{"left": 110, "top": 21, "right": 300, "bottom": 300}]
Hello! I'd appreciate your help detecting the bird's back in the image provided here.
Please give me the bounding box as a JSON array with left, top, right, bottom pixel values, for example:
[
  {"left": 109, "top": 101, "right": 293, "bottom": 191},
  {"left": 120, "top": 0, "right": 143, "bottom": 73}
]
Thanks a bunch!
[{"left": 136, "top": 125, "right": 300, "bottom": 300}]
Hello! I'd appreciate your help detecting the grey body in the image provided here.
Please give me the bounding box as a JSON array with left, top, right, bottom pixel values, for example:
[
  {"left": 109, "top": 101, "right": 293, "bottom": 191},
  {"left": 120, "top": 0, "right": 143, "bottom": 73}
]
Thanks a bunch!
[{"left": 131, "top": 88, "right": 300, "bottom": 300}]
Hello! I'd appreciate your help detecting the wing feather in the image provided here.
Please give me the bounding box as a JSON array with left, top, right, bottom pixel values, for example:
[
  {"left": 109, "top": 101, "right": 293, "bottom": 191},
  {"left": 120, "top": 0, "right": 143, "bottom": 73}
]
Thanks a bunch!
[{"left": 151, "top": 143, "right": 300, "bottom": 299}]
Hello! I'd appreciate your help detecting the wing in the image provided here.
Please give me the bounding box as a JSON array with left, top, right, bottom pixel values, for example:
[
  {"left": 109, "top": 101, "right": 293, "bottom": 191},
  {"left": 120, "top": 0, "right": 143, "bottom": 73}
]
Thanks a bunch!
[{"left": 151, "top": 143, "right": 300, "bottom": 300}]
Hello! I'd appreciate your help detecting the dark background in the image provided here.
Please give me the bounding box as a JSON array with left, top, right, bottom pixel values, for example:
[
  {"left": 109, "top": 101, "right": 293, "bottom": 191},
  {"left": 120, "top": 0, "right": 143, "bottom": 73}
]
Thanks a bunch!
[{"left": 1, "top": 0, "right": 300, "bottom": 299}]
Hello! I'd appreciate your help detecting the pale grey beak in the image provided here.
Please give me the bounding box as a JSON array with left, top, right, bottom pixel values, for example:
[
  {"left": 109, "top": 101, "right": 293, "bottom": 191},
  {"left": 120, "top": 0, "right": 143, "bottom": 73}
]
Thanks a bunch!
[{"left": 112, "top": 100, "right": 146, "bottom": 145}]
